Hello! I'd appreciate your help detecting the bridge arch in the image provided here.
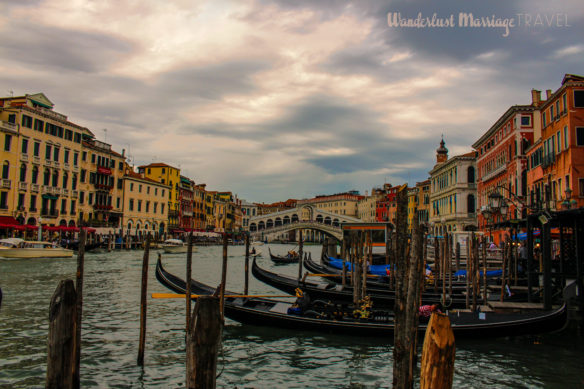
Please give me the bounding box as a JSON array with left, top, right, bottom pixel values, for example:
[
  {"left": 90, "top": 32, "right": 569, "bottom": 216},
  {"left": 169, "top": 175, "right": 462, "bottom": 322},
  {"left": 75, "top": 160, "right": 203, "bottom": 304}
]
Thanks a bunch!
[
  {"left": 316, "top": 214, "right": 323, "bottom": 223},
  {"left": 291, "top": 214, "right": 299, "bottom": 223},
  {"left": 258, "top": 221, "right": 265, "bottom": 230},
  {"left": 275, "top": 217, "right": 282, "bottom": 226},
  {"left": 283, "top": 216, "right": 290, "bottom": 224},
  {"left": 266, "top": 219, "right": 274, "bottom": 228}
]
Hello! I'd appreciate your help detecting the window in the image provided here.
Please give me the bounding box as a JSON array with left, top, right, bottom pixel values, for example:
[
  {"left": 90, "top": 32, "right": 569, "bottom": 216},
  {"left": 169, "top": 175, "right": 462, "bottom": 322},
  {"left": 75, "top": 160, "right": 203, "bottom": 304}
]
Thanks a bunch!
[
  {"left": 65, "top": 129, "right": 73, "bottom": 141},
  {"left": 19, "top": 164, "right": 26, "bottom": 182},
  {"left": 521, "top": 116, "right": 531, "bottom": 126},
  {"left": 21, "top": 115, "right": 33, "bottom": 128},
  {"left": 30, "top": 195, "right": 37, "bottom": 211},
  {"left": 138, "top": 200, "right": 142, "bottom": 212},
  {"left": 148, "top": 168, "right": 151, "bottom": 174},
  {"left": 72, "top": 174, "right": 77, "bottom": 190},
  {"left": 161, "top": 203, "right": 165, "bottom": 213},
  {"left": 2, "top": 161, "right": 9, "bottom": 179},
  {"left": 70, "top": 200, "right": 76, "bottom": 214},
  {"left": 32, "top": 166, "right": 38, "bottom": 184},
  {"left": 80, "top": 169, "right": 86, "bottom": 183},
  {"left": 574, "top": 90, "right": 584, "bottom": 108},
  {"left": 53, "top": 147, "right": 59, "bottom": 162},
  {"left": 542, "top": 112, "right": 547, "bottom": 127},
  {"left": 52, "top": 170, "right": 58, "bottom": 187},
  {"left": 153, "top": 202, "right": 158, "bottom": 213},
  {"left": 74, "top": 132, "right": 81, "bottom": 143},
  {"left": 557, "top": 131, "right": 562, "bottom": 152},
  {"left": 155, "top": 188, "right": 158, "bottom": 195},
  {"left": 130, "top": 183, "right": 134, "bottom": 191},
  {"left": 43, "top": 169, "right": 50, "bottom": 185},
  {"left": 34, "top": 142, "right": 40, "bottom": 157},
  {"left": 64, "top": 150, "right": 70, "bottom": 164},
  {"left": 550, "top": 105, "right": 554, "bottom": 121},
  {"left": 139, "top": 184, "right": 142, "bottom": 193},
  {"left": 564, "top": 126, "right": 569, "bottom": 149},
  {"left": 116, "top": 197, "right": 120, "bottom": 208},
  {"left": 556, "top": 100, "right": 560, "bottom": 118},
  {"left": 45, "top": 144, "right": 52, "bottom": 160},
  {"left": 577, "top": 127, "right": 584, "bottom": 146},
  {"left": 61, "top": 199, "right": 67, "bottom": 213},
  {"left": 4, "top": 134, "right": 11, "bottom": 151},
  {"left": 162, "top": 168, "right": 165, "bottom": 174},
  {"left": 147, "top": 186, "right": 150, "bottom": 194},
  {"left": 129, "top": 199, "right": 134, "bottom": 211},
  {"left": 563, "top": 93, "right": 567, "bottom": 113},
  {"left": 146, "top": 201, "right": 150, "bottom": 212},
  {"left": 117, "top": 178, "right": 122, "bottom": 190},
  {"left": 34, "top": 119, "right": 44, "bottom": 131},
  {"left": 161, "top": 189, "right": 165, "bottom": 197},
  {"left": 82, "top": 151, "right": 87, "bottom": 161},
  {"left": 88, "top": 193, "right": 93, "bottom": 205},
  {"left": 62, "top": 173, "right": 68, "bottom": 188},
  {"left": 91, "top": 154, "right": 96, "bottom": 163},
  {"left": 79, "top": 191, "right": 85, "bottom": 204},
  {"left": 73, "top": 152, "right": 79, "bottom": 166}
]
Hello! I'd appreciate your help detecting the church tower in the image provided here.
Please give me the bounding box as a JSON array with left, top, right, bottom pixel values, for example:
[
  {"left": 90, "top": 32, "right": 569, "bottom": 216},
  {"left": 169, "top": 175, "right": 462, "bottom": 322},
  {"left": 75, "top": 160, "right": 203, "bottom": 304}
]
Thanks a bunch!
[{"left": 436, "top": 136, "right": 448, "bottom": 164}]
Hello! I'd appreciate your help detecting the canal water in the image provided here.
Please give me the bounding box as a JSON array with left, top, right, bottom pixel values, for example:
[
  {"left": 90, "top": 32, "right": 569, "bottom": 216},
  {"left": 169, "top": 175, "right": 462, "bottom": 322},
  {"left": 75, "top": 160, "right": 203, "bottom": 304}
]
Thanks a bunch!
[{"left": 0, "top": 244, "right": 582, "bottom": 388}]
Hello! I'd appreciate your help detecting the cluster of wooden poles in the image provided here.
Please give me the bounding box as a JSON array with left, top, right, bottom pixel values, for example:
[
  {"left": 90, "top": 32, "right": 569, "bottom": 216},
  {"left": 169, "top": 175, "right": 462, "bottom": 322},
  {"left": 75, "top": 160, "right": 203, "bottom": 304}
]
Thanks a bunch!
[{"left": 45, "top": 193, "right": 460, "bottom": 388}]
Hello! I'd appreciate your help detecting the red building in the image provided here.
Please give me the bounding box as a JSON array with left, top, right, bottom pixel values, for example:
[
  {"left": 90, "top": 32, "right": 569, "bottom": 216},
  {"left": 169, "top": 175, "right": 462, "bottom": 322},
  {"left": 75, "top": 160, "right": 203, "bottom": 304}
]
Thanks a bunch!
[
  {"left": 376, "top": 184, "right": 399, "bottom": 223},
  {"left": 178, "top": 175, "right": 194, "bottom": 230},
  {"left": 472, "top": 100, "right": 540, "bottom": 244}
]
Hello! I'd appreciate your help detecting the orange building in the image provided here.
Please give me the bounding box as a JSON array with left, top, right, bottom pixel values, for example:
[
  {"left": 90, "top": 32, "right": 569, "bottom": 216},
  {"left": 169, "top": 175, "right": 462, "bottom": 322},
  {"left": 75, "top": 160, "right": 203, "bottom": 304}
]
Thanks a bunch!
[{"left": 529, "top": 74, "right": 584, "bottom": 210}]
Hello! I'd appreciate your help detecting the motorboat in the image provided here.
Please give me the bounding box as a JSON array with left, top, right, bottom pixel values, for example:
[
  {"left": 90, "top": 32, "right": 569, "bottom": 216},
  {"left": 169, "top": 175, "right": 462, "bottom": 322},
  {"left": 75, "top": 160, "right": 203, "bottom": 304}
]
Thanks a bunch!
[
  {"left": 0, "top": 240, "right": 73, "bottom": 258},
  {"left": 161, "top": 239, "right": 196, "bottom": 254}
]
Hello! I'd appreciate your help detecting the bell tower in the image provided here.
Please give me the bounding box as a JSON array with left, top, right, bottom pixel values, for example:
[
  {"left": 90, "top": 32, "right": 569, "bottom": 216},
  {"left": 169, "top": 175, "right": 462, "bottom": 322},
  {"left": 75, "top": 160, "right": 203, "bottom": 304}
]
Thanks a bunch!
[{"left": 436, "top": 136, "right": 448, "bottom": 164}]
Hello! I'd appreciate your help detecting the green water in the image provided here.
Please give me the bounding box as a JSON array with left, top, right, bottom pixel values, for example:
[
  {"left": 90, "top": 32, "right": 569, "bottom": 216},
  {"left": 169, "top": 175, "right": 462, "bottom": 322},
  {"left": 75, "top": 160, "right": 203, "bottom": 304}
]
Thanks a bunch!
[{"left": 0, "top": 245, "right": 582, "bottom": 388}]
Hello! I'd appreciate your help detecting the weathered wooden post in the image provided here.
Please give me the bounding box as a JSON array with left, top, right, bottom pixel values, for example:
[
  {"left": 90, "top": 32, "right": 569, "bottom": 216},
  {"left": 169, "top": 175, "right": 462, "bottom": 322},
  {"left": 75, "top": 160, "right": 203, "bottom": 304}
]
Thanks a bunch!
[
  {"left": 137, "top": 234, "right": 151, "bottom": 366},
  {"left": 482, "top": 236, "right": 487, "bottom": 305},
  {"left": 420, "top": 313, "right": 455, "bottom": 389},
  {"left": 186, "top": 296, "right": 222, "bottom": 389},
  {"left": 219, "top": 233, "right": 228, "bottom": 320},
  {"left": 385, "top": 223, "right": 391, "bottom": 266},
  {"left": 186, "top": 233, "right": 194, "bottom": 332},
  {"left": 434, "top": 238, "right": 440, "bottom": 293},
  {"left": 46, "top": 280, "right": 77, "bottom": 389},
  {"left": 73, "top": 229, "right": 86, "bottom": 388},
  {"left": 455, "top": 242, "right": 460, "bottom": 273},
  {"left": 244, "top": 233, "right": 250, "bottom": 295},
  {"left": 500, "top": 238, "right": 509, "bottom": 302},
  {"left": 465, "top": 237, "right": 470, "bottom": 310},
  {"left": 297, "top": 230, "right": 304, "bottom": 283}
]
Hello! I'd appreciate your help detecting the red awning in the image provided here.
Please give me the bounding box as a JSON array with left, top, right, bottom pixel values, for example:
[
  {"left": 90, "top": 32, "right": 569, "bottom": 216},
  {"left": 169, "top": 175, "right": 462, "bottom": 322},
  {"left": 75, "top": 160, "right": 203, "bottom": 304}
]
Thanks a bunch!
[
  {"left": 23, "top": 224, "right": 38, "bottom": 230},
  {"left": 81, "top": 227, "right": 96, "bottom": 233},
  {"left": 0, "top": 216, "right": 18, "bottom": 225}
]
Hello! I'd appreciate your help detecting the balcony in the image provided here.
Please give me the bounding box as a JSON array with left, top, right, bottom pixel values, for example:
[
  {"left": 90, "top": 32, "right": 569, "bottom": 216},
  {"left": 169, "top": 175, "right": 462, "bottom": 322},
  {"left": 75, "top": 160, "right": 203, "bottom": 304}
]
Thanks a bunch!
[
  {"left": 1, "top": 179, "right": 11, "bottom": 189},
  {"left": 18, "top": 182, "right": 27, "bottom": 191},
  {"left": 541, "top": 153, "right": 556, "bottom": 169},
  {"left": 93, "top": 204, "right": 114, "bottom": 211},
  {"left": 94, "top": 183, "right": 113, "bottom": 190},
  {"left": 20, "top": 154, "right": 29, "bottom": 162},
  {"left": 481, "top": 164, "right": 507, "bottom": 182},
  {"left": 72, "top": 165, "right": 79, "bottom": 172},
  {"left": 32, "top": 156, "right": 41, "bottom": 164},
  {"left": 72, "top": 190, "right": 79, "bottom": 198},
  {"left": 53, "top": 161, "right": 60, "bottom": 168},
  {"left": 97, "top": 166, "right": 112, "bottom": 175},
  {"left": 31, "top": 184, "right": 39, "bottom": 193},
  {"left": 0, "top": 120, "right": 18, "bottom": 134},
  {"left": 62, "top": 188, "right": 69, "bottom": 196},
  {"left": 42, "top": 186, "right": 52, "bottom": 194},
  {"left": 41, "top": 209, "right": 59, "bottom": 218},
  {"left": 63, "top": 163, "right": 70, "bottom": 170}
]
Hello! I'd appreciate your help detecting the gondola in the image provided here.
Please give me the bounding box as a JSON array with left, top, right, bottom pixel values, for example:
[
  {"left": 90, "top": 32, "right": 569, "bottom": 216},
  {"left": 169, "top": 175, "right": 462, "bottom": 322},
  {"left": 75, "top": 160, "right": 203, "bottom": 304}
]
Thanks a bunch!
[
  {"left": 63, "top": 240, "right": 103, "bottom": 252},
  {"left": 155, "top": 257, "right": 568, "bottom": 338},
  {"left": 268, "top": 247, "right": 299, "bottom": 264},
  {"left": 252, "top": 257, "right": 470, "bottom": 308}
]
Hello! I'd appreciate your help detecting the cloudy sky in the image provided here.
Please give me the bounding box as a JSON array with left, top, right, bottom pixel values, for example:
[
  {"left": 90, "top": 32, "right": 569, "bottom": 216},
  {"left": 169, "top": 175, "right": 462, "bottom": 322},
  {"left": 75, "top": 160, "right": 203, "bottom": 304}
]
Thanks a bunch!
[{"left": 1, "top": 0, "right": 583, "bottom": 203}]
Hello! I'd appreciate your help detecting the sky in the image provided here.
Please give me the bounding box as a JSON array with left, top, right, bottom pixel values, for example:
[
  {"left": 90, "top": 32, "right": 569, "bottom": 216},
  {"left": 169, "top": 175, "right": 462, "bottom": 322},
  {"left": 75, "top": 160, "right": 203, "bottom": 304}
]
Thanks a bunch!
[{"left": 1, "top": 0, "right": 583, "bottom": 203}]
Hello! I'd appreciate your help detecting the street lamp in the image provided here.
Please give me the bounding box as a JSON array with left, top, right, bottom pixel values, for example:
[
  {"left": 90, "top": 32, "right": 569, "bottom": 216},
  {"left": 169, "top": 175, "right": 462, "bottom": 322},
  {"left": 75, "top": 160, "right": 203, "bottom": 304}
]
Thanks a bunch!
[{"left": 488, "top": 191, "right": 503, "bottom": 210}]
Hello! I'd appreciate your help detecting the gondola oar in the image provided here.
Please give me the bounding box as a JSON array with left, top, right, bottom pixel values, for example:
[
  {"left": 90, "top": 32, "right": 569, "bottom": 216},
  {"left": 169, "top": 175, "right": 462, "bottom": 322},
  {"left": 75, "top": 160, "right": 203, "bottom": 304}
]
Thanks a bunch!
[{"left": 152, "top": 293, "right": 295, "bottom": 299}]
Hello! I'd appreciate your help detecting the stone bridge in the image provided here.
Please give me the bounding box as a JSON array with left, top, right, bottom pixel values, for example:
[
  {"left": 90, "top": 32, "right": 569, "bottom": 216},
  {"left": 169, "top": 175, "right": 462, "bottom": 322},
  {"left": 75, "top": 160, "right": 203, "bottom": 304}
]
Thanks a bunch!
[{"left": 248, "top": 205, "right": 360, "bottom": 241}]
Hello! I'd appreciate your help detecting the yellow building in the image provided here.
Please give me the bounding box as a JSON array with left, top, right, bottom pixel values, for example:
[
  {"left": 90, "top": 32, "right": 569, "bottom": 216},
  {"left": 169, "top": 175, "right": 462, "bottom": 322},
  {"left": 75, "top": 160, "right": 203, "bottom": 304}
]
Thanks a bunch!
[
  {"left": 357, "top": 188, "right": 385, "bottom": 222},
  {"left": 121, "top": 169, "right": 170, "bottom": 238},
  {"left": 193, "top": 183, "right": 206, "bottom": 230},
  {"left": 138, "top": 163, "right": 181, "bottom": 231},
  {"left": 416, "top": 180, "right": 431, "bottom": 227},
  {"left": 0, "top": 93, "right": 94, "bottom": 228},
  {"left": 205, "top": 191, "right": 216, "bottom": 230},
  {"left": 296, "top": 192, "right": 364, "bottom": 217},
  {"left": 407, "top": 186, "right": 419, "bottom": 233}
]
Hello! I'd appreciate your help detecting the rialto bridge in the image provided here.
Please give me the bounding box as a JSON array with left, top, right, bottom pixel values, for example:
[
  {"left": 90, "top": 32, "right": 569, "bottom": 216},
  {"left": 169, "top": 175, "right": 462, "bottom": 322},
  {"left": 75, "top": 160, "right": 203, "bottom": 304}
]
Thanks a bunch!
[{"left": 248, "top": 205, "right": 360, "bottom": 242}]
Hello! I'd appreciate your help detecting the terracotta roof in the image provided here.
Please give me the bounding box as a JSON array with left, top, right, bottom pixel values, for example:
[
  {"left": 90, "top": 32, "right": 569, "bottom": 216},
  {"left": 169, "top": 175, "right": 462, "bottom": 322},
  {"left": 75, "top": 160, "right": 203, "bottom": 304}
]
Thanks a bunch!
[{"left": 124, "top": 170, "right": 170, "bottom": 186}]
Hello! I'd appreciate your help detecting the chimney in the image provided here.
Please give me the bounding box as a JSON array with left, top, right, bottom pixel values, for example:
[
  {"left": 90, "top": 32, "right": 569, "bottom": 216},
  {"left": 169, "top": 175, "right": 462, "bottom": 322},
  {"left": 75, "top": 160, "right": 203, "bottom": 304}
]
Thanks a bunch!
[
  {"left": 546, "top": 89, "right": 552, "bottom": 99},
  {"left": 531, "top": 89, "right": 541, "bottom": 106},
  {"left": 122, "top": 148, "right": 125, "bottom": 157}
]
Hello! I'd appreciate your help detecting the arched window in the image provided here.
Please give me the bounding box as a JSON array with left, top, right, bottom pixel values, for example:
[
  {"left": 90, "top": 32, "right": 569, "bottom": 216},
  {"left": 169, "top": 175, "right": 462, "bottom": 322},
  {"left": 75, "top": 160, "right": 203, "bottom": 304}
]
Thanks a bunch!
[
  {"left": 72, "top": 174, "right": 77, "bottom": 190},
  {"left": 19, "top": 164, "right": 26, "bottom": 182},
  {"left": 43, "top": 169, "right": 50, "bottom": 185},
  {"left": 2, "top": 161, "right": 9, "bottom": 179},
  {"left": 52, "top": 170, "right": 59, "bottom": 187},
  {"left": 32, "top": 166, "right": 39, "bottom": 184},
  {"left": 62, "top": 172, "right": 68, "bottom": 188}
]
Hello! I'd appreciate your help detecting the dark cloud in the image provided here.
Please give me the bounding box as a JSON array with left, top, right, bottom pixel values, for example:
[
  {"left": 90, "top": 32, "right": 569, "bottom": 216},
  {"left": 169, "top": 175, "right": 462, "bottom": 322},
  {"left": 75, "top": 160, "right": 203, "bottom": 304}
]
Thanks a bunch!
[{"left": 0, "top": 22, "right": 133, "bottom": 73}]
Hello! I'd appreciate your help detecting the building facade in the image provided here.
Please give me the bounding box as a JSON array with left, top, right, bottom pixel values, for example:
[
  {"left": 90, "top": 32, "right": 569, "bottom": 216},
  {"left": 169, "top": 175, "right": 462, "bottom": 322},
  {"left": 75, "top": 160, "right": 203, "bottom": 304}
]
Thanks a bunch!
[
  {"left": 121, "top": 169, "right": 170, "bottom": 237},
  {"left": 297, "top": 192, "right": 363, "bottom": 217},
  {"left": 138, "top": 163, "right": 181, "bottom": 232},
  {"left": 0, "top": 93, "right": 94, "bottom": 228},
  {"left": 429, "top": 139, "right": 477, "bottom": 236}
]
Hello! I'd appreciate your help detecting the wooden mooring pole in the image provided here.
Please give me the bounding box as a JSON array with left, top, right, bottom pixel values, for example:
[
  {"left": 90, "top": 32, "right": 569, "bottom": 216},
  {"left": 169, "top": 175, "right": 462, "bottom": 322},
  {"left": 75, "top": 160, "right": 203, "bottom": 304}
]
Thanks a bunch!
[
  {"left": 297, "top": 230, "right": 303, "bottom": 283},
  {"left": 186, "top": 233, "right": 194, "bottom": 332},
  {"left": 186, "top": 296, "right": 222, "bottom": 389},
  {"left": 46, "top": 280, "right": 77, "bottom": 389},
  {"left": 219, "top": 233, "right": 228, "bottom": 321},
  {"left": 137, "top": 235, "right": 151, "bottom": 366},
  {"left": 420, "top": 313, "right": 455, "bottom": 389},
  {"left": 73, "top": 229, "right": 86, "bottom": 388},
  {"left": 244, "top": 234, "right": 250, "bottom": 295}
]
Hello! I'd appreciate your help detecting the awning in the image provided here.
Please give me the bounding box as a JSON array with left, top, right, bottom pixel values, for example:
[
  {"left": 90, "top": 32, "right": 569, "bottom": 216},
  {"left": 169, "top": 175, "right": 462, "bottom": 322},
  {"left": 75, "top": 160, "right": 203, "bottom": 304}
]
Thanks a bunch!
[
  {"left": 0, "top": 216, "right": 18, "bottom": 225},
  {"left": 42, "top": 194, "right": 59, "bottom": 200}
]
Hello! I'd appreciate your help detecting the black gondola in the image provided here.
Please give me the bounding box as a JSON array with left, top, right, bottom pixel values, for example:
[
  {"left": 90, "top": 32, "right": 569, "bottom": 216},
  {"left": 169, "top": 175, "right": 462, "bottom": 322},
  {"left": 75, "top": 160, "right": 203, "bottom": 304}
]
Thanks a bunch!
[
  {"left": 155, "top": 257, "right": 568, "bottom": 338},
  {"left": 63, "top": 240, "right": 103, "bottom": 252},
  {"left": 252, "top": 257, "right": 470, "bottom": 308},
  {"left": 268, "top": 247, "right": 300, "bottom": 264}
]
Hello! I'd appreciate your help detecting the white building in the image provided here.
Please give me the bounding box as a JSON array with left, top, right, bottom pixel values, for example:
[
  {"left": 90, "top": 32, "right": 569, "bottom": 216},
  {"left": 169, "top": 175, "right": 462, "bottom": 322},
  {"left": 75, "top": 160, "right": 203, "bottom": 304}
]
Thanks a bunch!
[{"left": 429, "top": 138, "right": 478, "bottom": 236}]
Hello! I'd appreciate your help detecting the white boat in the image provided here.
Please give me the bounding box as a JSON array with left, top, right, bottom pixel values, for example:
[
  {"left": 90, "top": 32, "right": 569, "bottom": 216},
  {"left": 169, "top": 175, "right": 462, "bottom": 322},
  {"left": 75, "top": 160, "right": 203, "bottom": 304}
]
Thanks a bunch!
[
  {"left": 161, "top": 239, "right": 197, "bottom": 254},
  {"left": 0, "top": 240, "right": 73, "bottom": 258}
]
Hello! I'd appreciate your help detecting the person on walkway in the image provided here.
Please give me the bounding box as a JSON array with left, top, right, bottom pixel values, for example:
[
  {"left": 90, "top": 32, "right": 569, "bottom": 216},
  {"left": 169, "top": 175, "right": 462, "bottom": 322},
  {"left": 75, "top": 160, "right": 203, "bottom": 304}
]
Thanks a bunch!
[{"left": 418, "top": 303, "right": 443, "bottom": 318}]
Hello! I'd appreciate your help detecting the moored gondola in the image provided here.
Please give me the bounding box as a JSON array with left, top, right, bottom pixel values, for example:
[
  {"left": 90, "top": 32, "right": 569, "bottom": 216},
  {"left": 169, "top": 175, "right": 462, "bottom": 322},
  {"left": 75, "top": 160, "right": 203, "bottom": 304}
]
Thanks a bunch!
[
  {"left": 252, "top": 257, "right": 470, "bottom": 308},
  {"left": 155, "top": 257, "right": 568, "bottom": 338}
]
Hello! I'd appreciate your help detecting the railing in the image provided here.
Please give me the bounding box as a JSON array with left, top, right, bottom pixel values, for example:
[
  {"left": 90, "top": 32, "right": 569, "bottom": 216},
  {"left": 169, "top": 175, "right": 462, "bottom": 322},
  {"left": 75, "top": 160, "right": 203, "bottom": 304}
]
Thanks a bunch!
[
  {"left": 0, "top": 120, "right": 18, "bottom": 133},
  {"left": 62, "top": 188, "right": 69, "bottom": 196},
  {"left": 41, "top": 209, "right": 59, "bottom": 217},
  {"left": 18, "top": 182, "right": 27, "bottom": 191},
  {"left": 481, "top": 163, "right": 507, "bottom": 182},
  {"left": 20, "top": 154, "right": 29, "bottom": 162},
  {"left": 45, "top": 160, "right": 53, "bottom": 167},
  {"left": 1, "top": 180, "right": 11, "bottom": 189},
  {"left": 31, "top": 184, "right": 39, "bottom": 193},
  {"left": 33, "top": 156, "right": 40, "bottom": 164},
  {"left": 53, "top": 161, "right": 60, "bottom": 168},
  {"left": 72, "top": 166, "right": 79, "bottom": 172},
  {"left": 72, "top": 190, "right": 79, "bottom": 198},
  {"left": 63, "top": 163, "right": 70, "bottom": 170}
]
